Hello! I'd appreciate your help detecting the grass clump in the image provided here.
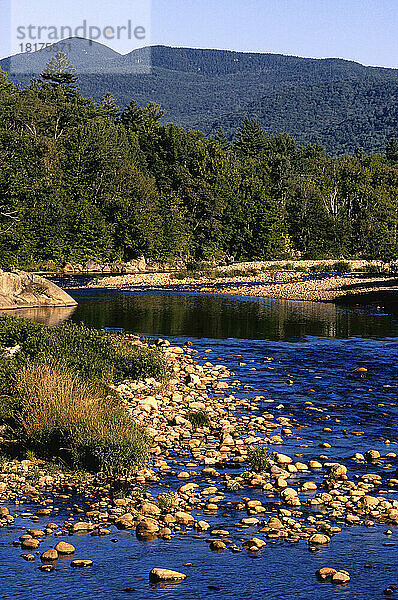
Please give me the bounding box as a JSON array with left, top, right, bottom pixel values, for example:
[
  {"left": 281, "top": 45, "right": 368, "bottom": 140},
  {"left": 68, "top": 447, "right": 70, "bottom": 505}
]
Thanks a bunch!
[
  {"left": 8, "top": 362, "right": 148, "bottom": 476},
  {"left": 187, "top": 410, "right": 211, "bottom": 430},
  {"left": 156, "top": 491, "right": 179, "bottom": 511},
  {"left": 247, "top": 445, "right": 271, "bottom": 473}
]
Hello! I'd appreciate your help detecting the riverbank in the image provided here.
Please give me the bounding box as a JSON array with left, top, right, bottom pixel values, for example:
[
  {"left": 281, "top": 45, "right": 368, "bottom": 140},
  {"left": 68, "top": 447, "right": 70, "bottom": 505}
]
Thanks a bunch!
[
  {"left": 84, "top": 265, "right": 398, "bottom": 303},
  {"left": 1, "top": 334, "right": 397, "bottom": 593}
]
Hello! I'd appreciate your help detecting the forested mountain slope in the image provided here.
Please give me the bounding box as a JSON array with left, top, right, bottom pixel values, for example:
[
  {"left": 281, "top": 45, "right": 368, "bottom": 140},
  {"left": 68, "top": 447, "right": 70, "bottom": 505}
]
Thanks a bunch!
[{"left": 3, "top": 40, "right": 398, "bottom": 153}]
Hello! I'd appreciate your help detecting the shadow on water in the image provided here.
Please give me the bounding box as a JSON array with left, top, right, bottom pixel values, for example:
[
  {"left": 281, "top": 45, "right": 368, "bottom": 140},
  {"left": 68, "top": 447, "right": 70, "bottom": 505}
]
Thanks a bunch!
[{"left": 64, "top": 288, "right": 398, "bottom": 341}]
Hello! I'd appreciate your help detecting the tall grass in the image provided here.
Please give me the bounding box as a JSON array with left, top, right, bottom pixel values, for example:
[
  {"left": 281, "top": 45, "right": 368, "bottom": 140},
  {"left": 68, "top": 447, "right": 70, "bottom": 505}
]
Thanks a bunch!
[{"left": 12, "top": 362, "right": 148, "bottom": 476}]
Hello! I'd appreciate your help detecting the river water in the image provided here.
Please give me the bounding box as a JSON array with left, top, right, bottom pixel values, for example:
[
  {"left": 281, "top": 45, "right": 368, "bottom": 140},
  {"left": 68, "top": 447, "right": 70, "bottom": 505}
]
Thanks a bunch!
[{"left": 0, "top": 286, "right": 397, "bottom": 600}]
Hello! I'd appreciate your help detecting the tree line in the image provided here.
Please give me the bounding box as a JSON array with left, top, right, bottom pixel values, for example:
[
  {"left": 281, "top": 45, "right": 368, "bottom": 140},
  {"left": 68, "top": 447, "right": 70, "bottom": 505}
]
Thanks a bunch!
[{"left": 0, "top": 52, "right": 397, "bottom": 270}]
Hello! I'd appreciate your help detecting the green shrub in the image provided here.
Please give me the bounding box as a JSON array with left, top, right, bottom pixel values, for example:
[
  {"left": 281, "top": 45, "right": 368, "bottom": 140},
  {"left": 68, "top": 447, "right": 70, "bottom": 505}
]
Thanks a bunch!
[
  {"left": 331, "top": 261, "right": 352, "bottom": 273},
  {"left": 360, "top": 263, "right": 383, "bottom": 274},
  {"left": 71, "top": 406, "right": 148, "bottom": 477},
  {"left": 0, "top": 352, "right": 18, "bottom": 394},
  {"left": 0, "top": 316, "right": 165, "bottom": 475},
  {"left": 247, "top": 445, "right": 271, "bottom": 473},
  {"left": 187, "top": 410, "right": 211, "bottom": 430},
  {"left": 294, "top": 265, "right": 308, "bottom": 272},
  {"left": 309, "top": 262, "right": 329, "bottom": 272},
  {"left": 0, "top": 317, "right": 168, "bottom": 384}
]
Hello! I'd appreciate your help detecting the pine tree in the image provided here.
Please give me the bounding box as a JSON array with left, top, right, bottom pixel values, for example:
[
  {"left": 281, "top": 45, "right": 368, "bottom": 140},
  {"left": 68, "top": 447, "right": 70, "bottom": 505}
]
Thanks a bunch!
[
  {"left": 213, "top": 127, "right": 230, "bottom": 151},
  {"left": 41, "top": 52, "right": 78, "bottom": 91},
  {"left": 385, "top": 138, "right": 398, "bottom": 164},
  {"left": 234, "top": 118, "right": 269, "bottom": 157},
  {"left": 98, "top": 93, "right": 120, "bottom": 121}
]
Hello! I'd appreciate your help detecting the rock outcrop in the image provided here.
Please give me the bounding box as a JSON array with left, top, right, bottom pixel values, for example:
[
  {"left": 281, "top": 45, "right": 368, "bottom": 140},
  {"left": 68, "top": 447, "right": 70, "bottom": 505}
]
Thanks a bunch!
[{"left": 0, "top": 271, "right": 77, "bottom": 309}]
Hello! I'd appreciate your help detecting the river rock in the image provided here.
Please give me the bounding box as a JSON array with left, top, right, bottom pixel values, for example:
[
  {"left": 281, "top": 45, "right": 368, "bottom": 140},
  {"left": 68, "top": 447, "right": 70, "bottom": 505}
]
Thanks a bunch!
[
  {"left": 268, "top": 517, "right": 283, "bottom": 530},
  {"left": 209, "top": 540, "right": 226, "bottom": 551},
  {"left": 71, "top": 521, "right": 93, "bottom": 533},
  {"left": 302, "top": 482, "right": 317, "bottom": 491},
  {"left": 136, "top": 518, "right": 159, "bottom": 535},
  {"left": 195, "top": 520, "right": 210, "bottom": 531},
  {"left": 308, "top": 534, "right": 330, "bottom": 546},
  {"left": 332, "top": 570, "right": 350, "bottom": 584},
  {"left": 174, "top": 511, "right": 194, "bottom": 525},
  {"left": 149, "top": 568, "right": 187, "bottom": 582},
  {"left": 242, "top": 537, "right": 266, "bottom": 549},
  {"left": 115, "top": 514, "right": 135, "bottom": 529},
  {"left": 40, "top": 549, "right": 58, "bottom": 562},
  {"left": 316, "top": 567, "right": 337, "bottom": 580},
  {"left": 54, "top": 541, "right": 75, "bottom": 554},
  {"left": 21, "top": 538, "right": 40, "bottom": 550},
  {"left": 364, "top": 450, "right": 380, "bottom": 461},
  {"left": 71, "top": 560, "right": 93, "bottom": 568},
  {"left": 141, "top": 502, "right": 161, "bottom": 516}
]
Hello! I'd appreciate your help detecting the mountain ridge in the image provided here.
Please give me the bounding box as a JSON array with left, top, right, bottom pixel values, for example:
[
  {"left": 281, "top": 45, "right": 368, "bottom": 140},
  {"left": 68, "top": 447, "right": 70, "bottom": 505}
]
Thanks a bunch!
[{"left": 2, "top": 38, "right": 398, "bottom": 154}]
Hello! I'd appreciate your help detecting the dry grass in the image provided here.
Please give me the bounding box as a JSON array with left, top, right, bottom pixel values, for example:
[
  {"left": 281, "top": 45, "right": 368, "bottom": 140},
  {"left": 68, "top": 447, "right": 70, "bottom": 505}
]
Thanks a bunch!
[
  {"left": 13, "top": 362, "right": 148, "bottom": 475},
  {"left": 17, "top": 362, "right": 104, "bottom": 442}
]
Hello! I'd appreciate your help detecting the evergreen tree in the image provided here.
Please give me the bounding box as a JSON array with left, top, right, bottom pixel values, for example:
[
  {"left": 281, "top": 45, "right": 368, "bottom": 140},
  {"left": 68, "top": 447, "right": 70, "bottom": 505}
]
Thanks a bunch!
[
  {"left": 386, "top": 138, "right": 398, "bottom": 164},
  {"left": 41, "top": 52, "right": 78, "bottom": 93},
  {"left": 234, "top": 118, "right": 269, "bottom": 157},
  {"left": 98, "top": 93, "right": 119, "bottom": 121}
]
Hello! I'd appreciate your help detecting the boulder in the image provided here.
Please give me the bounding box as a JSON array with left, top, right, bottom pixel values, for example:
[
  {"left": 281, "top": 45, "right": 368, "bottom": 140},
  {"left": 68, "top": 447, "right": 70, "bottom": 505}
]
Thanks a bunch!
[
  {"left": 332, "top": 570, "right": 350, "bottom": 584},
  {"left": 0, "top": 271, "right": 77, "bottom": 309},
  {"left": 115, "top": 513, "right": 135, "bottom": 530},
  {"left": 174, "top": 511, "right": 194, "bottom": 525}
]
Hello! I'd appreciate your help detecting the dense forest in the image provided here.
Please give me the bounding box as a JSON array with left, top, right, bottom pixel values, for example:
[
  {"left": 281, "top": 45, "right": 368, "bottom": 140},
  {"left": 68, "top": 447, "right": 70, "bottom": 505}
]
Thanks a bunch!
[
  {"left": 4, "top": 40, "right": 398, "bottom": 155},
  {"left": 0, "top": 52, "right": 397, "bottom": 270},
  {"left": 205, "top": 76, "right": 398, "bottom": 155}
]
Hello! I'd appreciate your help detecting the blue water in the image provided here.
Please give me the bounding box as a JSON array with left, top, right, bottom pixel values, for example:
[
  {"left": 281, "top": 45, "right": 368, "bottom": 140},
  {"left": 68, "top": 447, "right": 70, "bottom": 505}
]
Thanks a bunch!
[{"left": 0, "top": 288, "right": 397, "bottom": 600}]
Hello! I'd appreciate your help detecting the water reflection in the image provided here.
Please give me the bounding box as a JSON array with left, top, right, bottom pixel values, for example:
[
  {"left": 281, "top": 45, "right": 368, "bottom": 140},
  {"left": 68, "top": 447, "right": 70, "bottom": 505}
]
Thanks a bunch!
[
  {"left": 0, "top": 305, "right": 77, "bottom": 326},
  {"left": 65, "top": 290, "right": 398, "bottom": 341}
]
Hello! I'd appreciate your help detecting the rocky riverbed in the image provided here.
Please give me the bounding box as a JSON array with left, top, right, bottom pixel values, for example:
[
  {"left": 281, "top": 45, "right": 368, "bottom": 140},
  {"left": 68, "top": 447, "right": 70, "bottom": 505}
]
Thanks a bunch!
[
  {"left": 84, "top": 267, "right": 398, "bottom": 303},
  {"left": 0, "top": 335, "right": 397, "bottom": 596}
]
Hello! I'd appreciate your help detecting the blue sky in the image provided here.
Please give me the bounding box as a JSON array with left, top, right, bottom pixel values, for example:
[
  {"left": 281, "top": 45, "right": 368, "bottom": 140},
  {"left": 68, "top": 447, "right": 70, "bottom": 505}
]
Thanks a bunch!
[{"left": 1, "top": 0, "right": 398, "bottom": 67}]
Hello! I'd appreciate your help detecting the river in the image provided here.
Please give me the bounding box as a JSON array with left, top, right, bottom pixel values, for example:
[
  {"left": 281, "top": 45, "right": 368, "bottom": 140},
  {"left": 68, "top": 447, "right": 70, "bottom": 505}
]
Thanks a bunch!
[{"left": 0, "top": 284, "right": 397, "bottom": 599}]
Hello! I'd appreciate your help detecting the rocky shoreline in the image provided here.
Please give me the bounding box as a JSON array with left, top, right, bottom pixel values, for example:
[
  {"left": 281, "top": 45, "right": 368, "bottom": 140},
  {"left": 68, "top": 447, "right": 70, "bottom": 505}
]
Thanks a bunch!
[
  {"left": 84, "top": 268, "right": 398, "bottom": 304},
  {"left": 0, "top": 336, "right": 397, "bottom": 590}
]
